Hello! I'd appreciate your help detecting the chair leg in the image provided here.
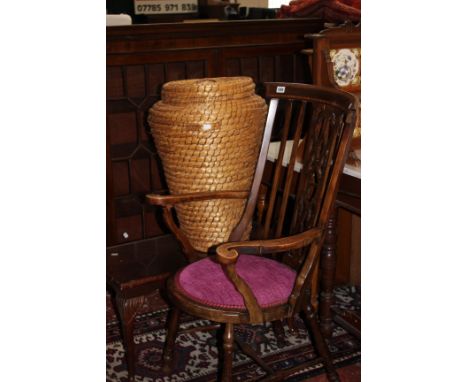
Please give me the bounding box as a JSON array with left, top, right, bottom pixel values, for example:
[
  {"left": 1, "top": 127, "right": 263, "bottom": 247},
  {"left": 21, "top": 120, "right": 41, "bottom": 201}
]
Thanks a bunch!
[
  {"left": 272, "top": 319, "right": 286, "bottom": 347},
  {"left": 221, "top": 322, "right": 235, "bottom": 382},
  {"left": 304, "top": 304, "right": 340, "bottom": 382},
  {"left": 162, "top": 307, "right": 181, "bottom": 374},
  {"left": 286, "top": 316, "right": 298, "bottom": 334},
  {"left": 115, "top": 294, "right": 145, "bottom": 382}
]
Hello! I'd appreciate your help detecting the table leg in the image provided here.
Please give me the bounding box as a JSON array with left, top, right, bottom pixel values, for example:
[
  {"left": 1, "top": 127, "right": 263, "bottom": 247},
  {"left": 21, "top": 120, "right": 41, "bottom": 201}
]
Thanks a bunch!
[
  {"left": 115, "top": 294, "right": 145, "bottom": 382},
  {"left": 319, "top": 207, "right": 338, "bottom": 338}
]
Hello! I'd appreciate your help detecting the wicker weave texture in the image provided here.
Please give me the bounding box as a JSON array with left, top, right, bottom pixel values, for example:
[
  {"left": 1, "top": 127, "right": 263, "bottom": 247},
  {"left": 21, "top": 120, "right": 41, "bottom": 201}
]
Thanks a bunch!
[{"left": 148, "top": 77, "right": 267, "bottom": 252}]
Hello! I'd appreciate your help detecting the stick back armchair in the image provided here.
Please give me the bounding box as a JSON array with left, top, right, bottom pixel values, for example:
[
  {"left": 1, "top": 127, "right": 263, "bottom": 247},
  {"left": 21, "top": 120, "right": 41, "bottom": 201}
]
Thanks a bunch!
[{"left": 147, "top": 82, "right": 358, "bottom": 381}]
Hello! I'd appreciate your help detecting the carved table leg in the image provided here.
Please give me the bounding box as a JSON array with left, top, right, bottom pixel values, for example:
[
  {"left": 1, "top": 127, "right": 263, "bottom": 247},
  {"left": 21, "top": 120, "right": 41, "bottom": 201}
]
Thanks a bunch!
[
  {"left": 162, "top": 307, "right": 181, "bottom": 374},
  {"left": 221, "top": 322, "right": 234, "bottom": 382},
  {"left": 115, "top": 294, "right": 145, "bottom": 382},
  {"left": 319, "top": 207, "right": 338, "bottom": 338}
]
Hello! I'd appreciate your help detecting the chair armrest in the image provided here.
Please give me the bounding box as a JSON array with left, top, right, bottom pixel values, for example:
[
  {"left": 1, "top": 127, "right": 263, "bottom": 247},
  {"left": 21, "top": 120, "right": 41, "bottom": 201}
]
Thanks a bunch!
[
  {"left": 216, "top": 227, "right": 323, "bottom": 266},
  {"left": 145, "top": 190, "right": 249, "bottom": 262},
  {"left": 217, "top": 228, "right": 323, "bottom": 320},
  {"left": 146, "top": 190, "right": 249, "bottom": 207},
  {"left": 158, "top": 206, "right": 203, "bottom": 263},
  {"left": 216, "top": 228, "right": 322, "bottom": 322}
]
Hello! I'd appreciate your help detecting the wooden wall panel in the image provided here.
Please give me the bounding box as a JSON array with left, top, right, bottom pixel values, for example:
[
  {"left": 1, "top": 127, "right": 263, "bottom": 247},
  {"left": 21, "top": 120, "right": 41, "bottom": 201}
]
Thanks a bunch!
[
  {"left": 166, "top": 62, "right": 187, "bottom": 82},
  {"left": 126, "top": 65, "right": 146, "bottom": 98},
  {"left": 225, "top": 58, "right": 241, "bottom": 77},
  {"left": 147, "top": 64, "right": 166, "bottom": 95},
  {"left": 186, "top": 61, "right": 206, "bottom": 79},
  {"left": 107, "top": 19, "right": 323, "bottom": 246},
  {"left": 107, "top": 66, "right": 125, "bottom": 98},
  {"left": 108, "top": 111, "right": 138, "bottom": 147},
  {"left": 116, "top": 214, "right": 143, "bottom": 243},
  {"left": 259, "top": 56, "right": 275, "bottom": 83},
  {"left": 130, "top": 155, "right": 151, "bottom": 193},
  {"left": 240, "top": 57, "right": 259, "bottom": 81},
  {"left": 112, "top": 161, "right": 130, "bottom": 196}
]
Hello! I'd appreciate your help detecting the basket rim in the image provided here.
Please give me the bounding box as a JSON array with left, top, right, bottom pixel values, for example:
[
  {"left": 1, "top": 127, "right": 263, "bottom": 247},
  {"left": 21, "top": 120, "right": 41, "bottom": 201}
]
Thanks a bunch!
[{"left": 162, "top": 76, "right": 254, "bottom": 90}]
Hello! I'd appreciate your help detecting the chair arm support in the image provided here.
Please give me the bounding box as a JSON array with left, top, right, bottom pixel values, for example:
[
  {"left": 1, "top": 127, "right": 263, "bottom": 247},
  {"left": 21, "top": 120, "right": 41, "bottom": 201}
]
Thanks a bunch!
[
  {"left": 222, "top": 263, "right": 264, "bottom": 323},
  {"left": 159, "top": 206, "right": 203, "bottom": 263},
  {"left": 146, "top": 190, "right": 249, "bottom": 207},
  {"left": 216, "top": 227, "right": 323, "bottom": 265}
]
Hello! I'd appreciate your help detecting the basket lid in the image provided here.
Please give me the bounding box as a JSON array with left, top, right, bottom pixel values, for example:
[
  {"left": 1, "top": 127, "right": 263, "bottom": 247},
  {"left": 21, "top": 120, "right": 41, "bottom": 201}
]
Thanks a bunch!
[{"left": 161, "top": 77, "right": 256, "bottom": 103}]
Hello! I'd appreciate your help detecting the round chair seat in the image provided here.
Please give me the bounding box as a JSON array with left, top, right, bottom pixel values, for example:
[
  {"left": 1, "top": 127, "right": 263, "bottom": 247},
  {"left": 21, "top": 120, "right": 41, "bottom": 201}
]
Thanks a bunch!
[{"left": 174, "top": 255, "right": 296, "bottom": 309}]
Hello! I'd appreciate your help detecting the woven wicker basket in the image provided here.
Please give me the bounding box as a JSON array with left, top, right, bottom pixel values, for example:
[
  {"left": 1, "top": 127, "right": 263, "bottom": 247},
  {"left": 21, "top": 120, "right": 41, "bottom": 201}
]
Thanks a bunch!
[{"left": 148, "top": 77, "right": 267, "bottom": 252}]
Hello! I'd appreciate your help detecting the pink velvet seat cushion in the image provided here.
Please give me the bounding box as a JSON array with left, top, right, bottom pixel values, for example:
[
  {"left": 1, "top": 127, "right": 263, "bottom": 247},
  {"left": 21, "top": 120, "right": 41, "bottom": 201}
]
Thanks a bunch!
[{"left": 175, "top": 255, "right": 296, "bottom": 309}]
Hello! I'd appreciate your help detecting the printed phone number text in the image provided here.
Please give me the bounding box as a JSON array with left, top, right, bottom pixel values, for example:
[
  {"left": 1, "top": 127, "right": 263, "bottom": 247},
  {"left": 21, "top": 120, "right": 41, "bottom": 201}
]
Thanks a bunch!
[{"left": 136, "top": 3, "right": 197, "bottom": 13}]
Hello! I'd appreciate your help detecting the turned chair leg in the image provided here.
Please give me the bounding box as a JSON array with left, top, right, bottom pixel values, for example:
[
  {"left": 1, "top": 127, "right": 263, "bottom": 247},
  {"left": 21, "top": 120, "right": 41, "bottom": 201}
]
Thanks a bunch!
[
  {"left": 287, "top": 316, "right": 298, "bottom": 334},
  {"left": 304, "top": 304, "right": 340, "bottom": 382},
  {"left": 221, "top": 322, "right": 235, "bottom": 382},
  {"left": 162, "top": 307, "right": 181, "bottom": 374},
  {"left": 272, "top": 319, "right": 286, "bottom": 347},
  {"left": 115, "top": 294, "right": 145, "bottom": 382}
]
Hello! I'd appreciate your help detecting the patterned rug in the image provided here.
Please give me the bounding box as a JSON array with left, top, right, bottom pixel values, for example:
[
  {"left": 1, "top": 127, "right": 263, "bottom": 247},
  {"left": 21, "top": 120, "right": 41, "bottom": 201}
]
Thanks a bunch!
[{"left": 106, "top": 286, "right": 360, "bottom": 382}]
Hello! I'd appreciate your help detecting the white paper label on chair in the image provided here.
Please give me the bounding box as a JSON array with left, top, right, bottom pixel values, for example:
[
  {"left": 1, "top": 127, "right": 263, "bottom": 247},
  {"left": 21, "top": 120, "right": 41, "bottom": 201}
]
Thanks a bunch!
[{"left": 276, "top": 86, "right": 286, "bottom": 94}]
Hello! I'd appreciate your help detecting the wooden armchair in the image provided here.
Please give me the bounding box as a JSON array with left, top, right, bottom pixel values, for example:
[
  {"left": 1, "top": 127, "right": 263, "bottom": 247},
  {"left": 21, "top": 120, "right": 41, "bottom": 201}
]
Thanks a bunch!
[{"left": 148, "top": 82, "right": 358, "bottom": 381}]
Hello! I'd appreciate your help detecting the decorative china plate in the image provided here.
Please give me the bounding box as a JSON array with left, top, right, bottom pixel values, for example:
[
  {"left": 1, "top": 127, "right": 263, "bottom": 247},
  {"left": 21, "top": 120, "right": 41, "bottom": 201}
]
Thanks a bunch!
[{"left": 330, "top": 48, "right": 360, "bottom": 88}]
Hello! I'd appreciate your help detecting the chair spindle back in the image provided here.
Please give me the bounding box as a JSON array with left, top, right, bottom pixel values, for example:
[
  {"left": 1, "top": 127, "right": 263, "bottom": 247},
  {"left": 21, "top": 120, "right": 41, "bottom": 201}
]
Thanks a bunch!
[{"left": 258, "top": 82, "right": 357, "bottom": 312}]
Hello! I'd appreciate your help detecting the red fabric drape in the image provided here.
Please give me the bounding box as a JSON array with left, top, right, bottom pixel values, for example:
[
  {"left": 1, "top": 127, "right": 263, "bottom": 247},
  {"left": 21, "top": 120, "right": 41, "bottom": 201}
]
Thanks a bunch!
[{"left": 278, "top": 0, "right": 361, "bottom": 22}]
